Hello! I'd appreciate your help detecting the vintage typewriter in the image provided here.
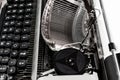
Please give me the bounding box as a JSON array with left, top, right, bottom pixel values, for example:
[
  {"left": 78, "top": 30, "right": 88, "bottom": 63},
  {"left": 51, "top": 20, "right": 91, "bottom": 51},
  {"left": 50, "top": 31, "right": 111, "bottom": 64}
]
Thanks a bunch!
[
  {"left": 39, "top": 0, "right": 104, "bottom": 80},
  {"left": 0, "top": 0, "right": 120, "bottom": 80}
]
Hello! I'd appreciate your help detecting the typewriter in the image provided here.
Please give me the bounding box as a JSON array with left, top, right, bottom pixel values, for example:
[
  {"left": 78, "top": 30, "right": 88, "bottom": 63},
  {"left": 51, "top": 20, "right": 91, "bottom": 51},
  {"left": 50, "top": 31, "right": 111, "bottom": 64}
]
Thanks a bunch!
[
  {"left": 0, "top": 0, "right": 120, "bottom": 80},
  {"left": 0, "top": 0, "right": 41, "bottom": 80}
]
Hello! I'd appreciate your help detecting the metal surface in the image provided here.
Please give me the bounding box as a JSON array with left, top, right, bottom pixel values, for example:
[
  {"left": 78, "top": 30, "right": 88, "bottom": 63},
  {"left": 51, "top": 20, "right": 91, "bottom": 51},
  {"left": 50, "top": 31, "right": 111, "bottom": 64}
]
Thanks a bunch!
[
  {"left": 0, "top": 1, "right": 2, "bottom": 8},
  {"left": 38, "top": 72, "right": 98, "bottom": 80},
  {"left": 66, "top": 0, "right": 82, "bottom": 6},
  {"left": 92, "top": 0, "right": 111, "bottom": 59},
  {"left": 99, "top": 0, "right": 120, "bottom": 79},
  {"left": 72, "top": 5, "right": 89, "bottom": 44},
  {"left": 0, "top": 0, "right": 7, "bottom": 14},
  {"left": 31, "top": 0, "right": 42, "bottom": 80},
  {"left": 93, "top": 0, "right": 120, "bottom": 80},
  {"left": 100, "top": 0, "right": 120, "bottom": 54},
  {"left": 41, "top": 0, "right": 88, "bottom": 51}
]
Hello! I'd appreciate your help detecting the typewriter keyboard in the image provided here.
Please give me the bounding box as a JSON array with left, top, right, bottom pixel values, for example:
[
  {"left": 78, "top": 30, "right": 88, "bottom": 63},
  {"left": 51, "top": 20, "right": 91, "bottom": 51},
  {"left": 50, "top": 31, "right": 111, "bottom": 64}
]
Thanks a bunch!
[{"left": 0, "top": 0, "right": 37, "bottom": 80}]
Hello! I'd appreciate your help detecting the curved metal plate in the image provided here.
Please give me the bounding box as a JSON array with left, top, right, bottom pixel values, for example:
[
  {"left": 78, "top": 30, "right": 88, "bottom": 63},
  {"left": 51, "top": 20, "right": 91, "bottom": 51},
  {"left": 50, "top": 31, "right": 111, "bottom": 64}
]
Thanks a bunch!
[
  {"left": 72, "top": 6, "right": 88, "bottom": 43},
  {"left": 41, "top": 0, "right": 88, "bottom": 51}
]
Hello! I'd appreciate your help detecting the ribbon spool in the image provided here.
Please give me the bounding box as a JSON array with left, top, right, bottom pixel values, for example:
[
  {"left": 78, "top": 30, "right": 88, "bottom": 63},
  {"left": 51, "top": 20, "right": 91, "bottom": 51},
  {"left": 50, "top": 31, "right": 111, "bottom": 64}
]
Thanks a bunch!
[{"left": 54, "top": 48, "right": 88, "bottom": 75}]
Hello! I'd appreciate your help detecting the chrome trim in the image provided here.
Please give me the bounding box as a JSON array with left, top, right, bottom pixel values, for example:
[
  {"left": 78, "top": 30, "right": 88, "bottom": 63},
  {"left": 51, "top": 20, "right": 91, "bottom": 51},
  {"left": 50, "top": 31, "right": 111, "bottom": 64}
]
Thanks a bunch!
[
  {"left": 93, "top": 0, "right": 111, "bottom": 59},
  {"left": 41, "top": 0, "right": 55, "bottom": 46},
  {"left": 0, "top": 0, "right": 7, "bottom": 15},
  {"left": 31, "top": 0, "right": 42, "bottom": 80},
  {"left": 38, "top": 72, "right": 98, "bottom": 80},
  {"left": 66, "top": 0, "right": 81, "bottom": 6},
  {"left": 93, "top": 0, "right": 120, "bottom": 79},
  {"left": 99, "top": 0, "right": 120, "bottom": 78}
]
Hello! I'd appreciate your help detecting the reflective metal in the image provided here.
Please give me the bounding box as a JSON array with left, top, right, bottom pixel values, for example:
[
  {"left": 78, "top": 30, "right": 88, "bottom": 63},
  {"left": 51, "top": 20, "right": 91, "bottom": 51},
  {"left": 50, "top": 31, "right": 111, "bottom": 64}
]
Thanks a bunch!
[{"left": 41, "top": 0, "right": 89, "bottom": 51}]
